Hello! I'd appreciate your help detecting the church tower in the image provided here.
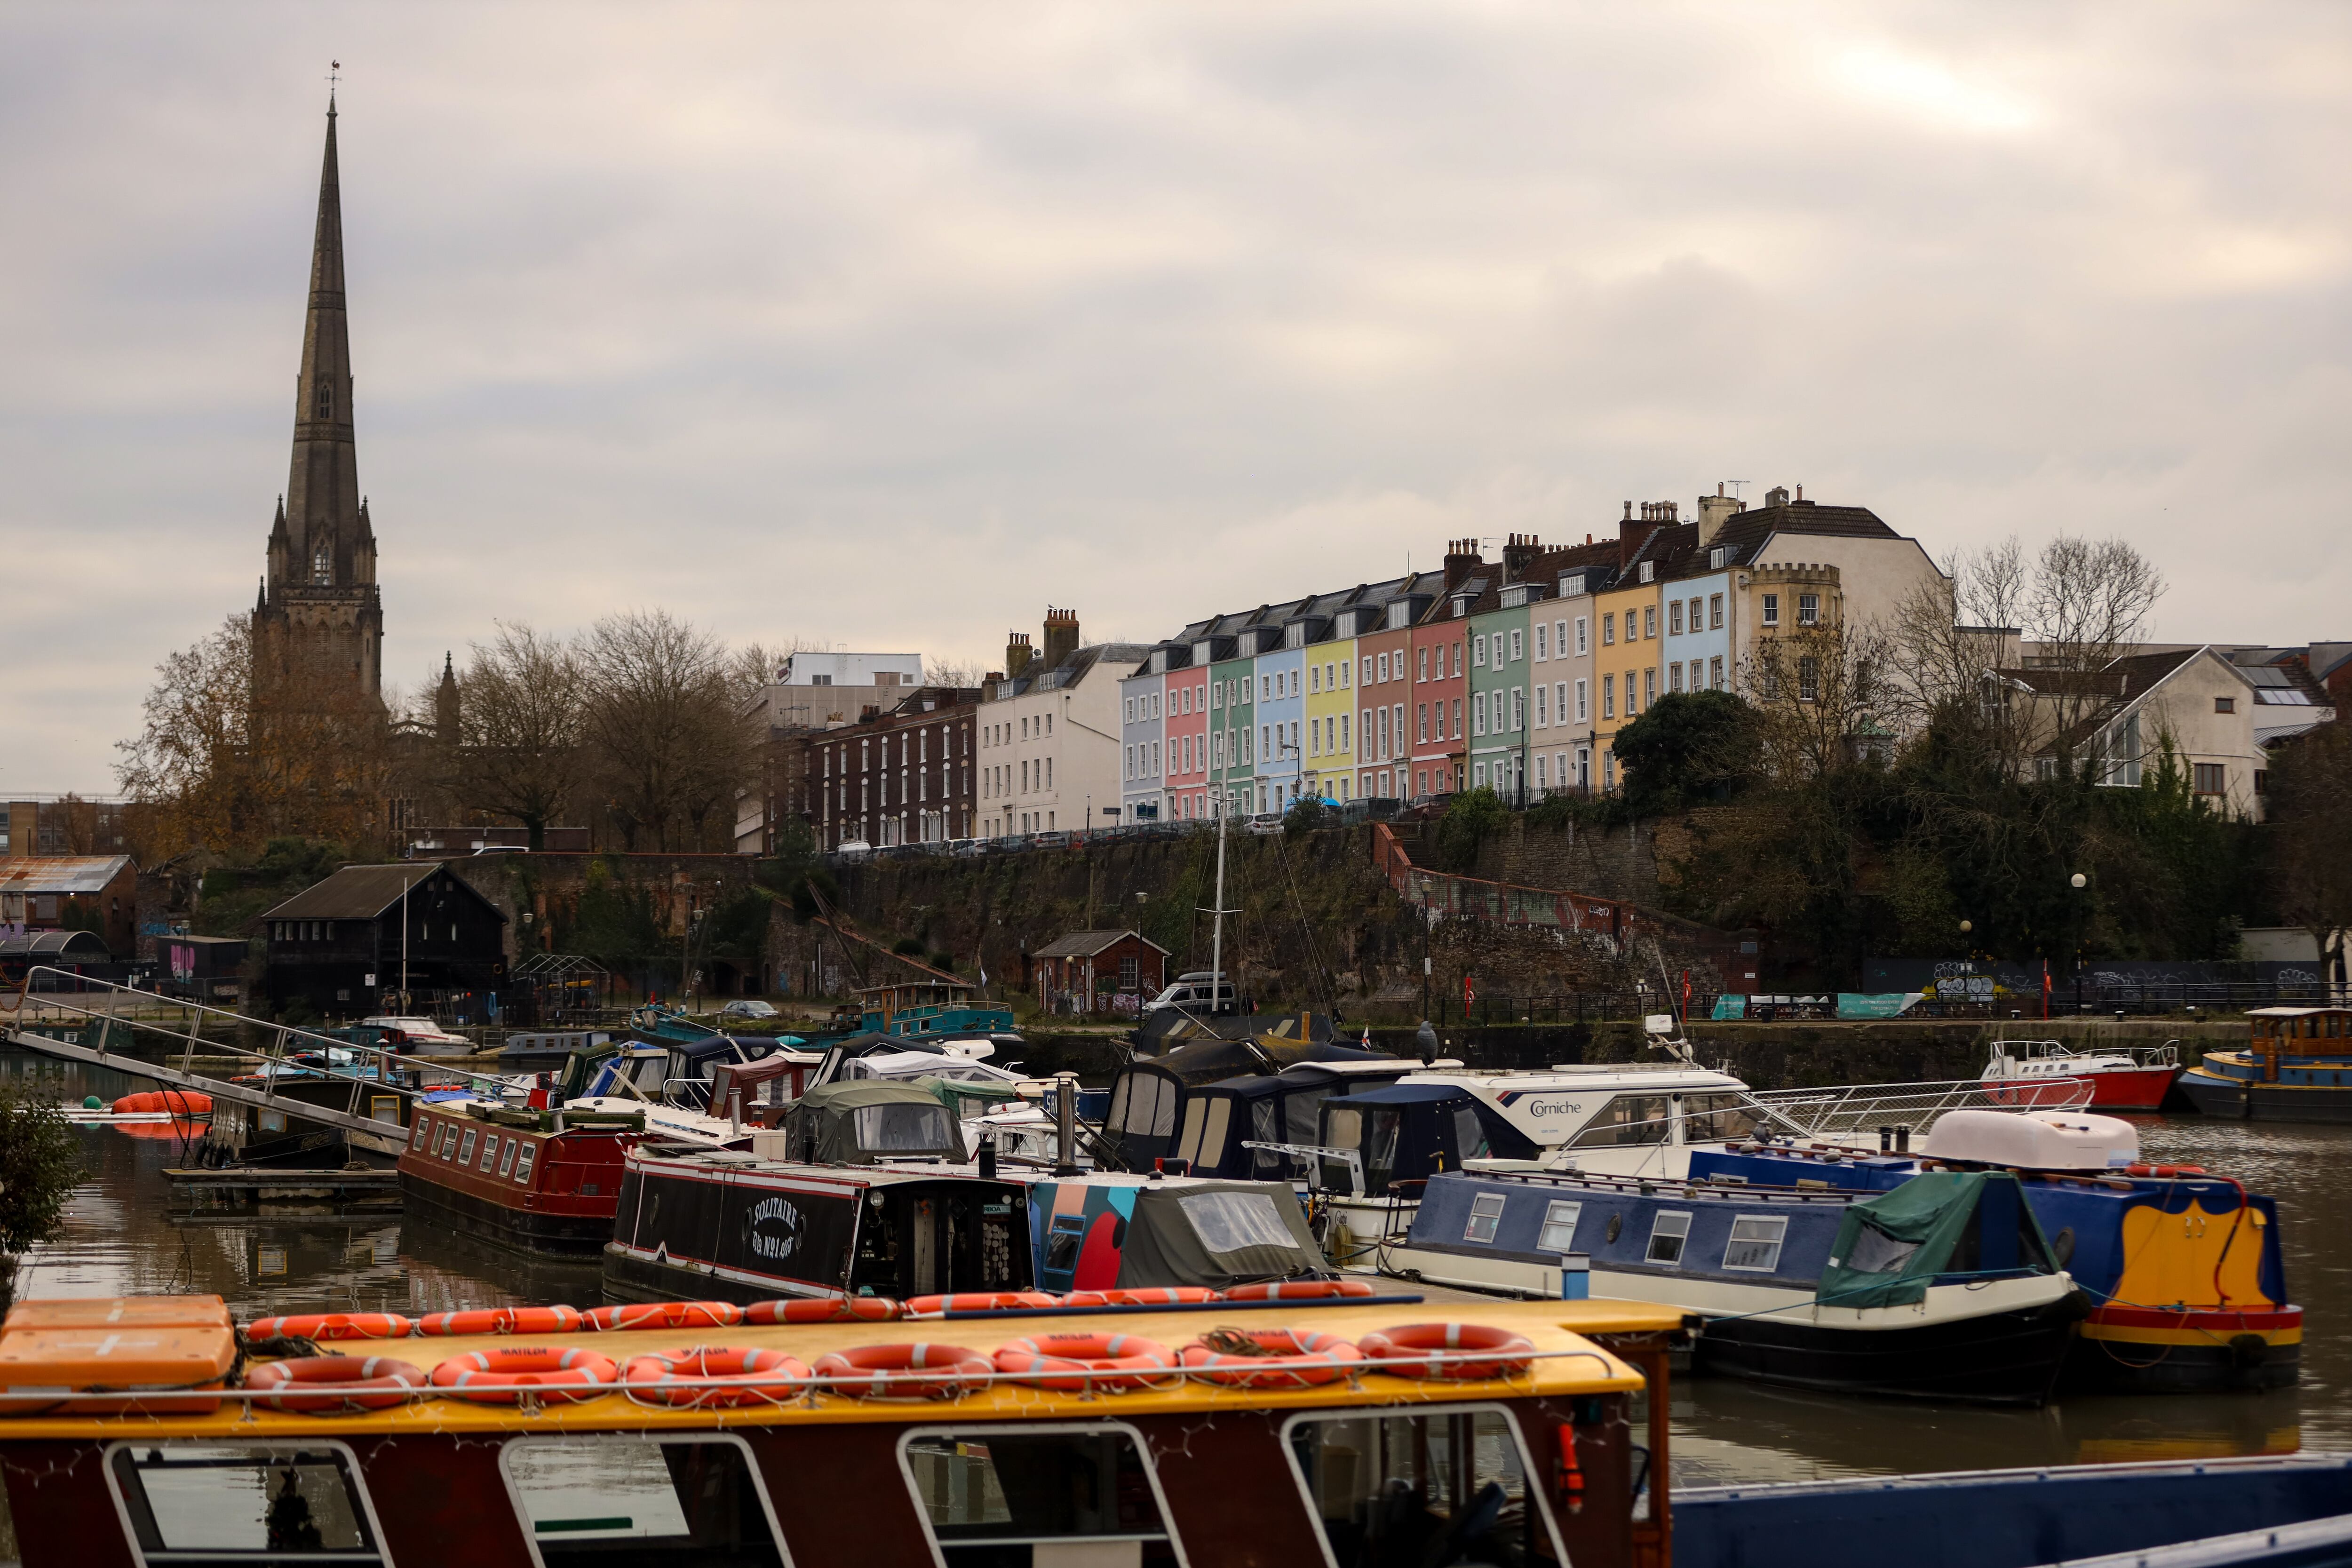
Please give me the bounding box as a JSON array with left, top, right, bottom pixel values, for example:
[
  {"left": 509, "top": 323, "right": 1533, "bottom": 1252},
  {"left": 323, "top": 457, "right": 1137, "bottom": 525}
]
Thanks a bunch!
[{"left": 254, "top": 94, "right": 382, "bottom": 703}]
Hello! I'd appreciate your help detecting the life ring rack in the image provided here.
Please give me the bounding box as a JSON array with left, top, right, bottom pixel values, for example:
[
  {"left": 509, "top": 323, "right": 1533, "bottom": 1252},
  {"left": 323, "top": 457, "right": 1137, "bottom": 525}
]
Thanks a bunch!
[
  {"left": 620, "top": 1346, "right": 810, "bottom": 1408},
  {"left": 993, "top": 1332, "right": 1179, "bottom": 1393},
  {"left": 810, "top": 1343, "right": 993, "bottom": 1400},
  {"left": 1357, "top": 1323, "right": 1538, "bottom": 1380},
  {"left": 246, "top": 1355, "right": 427, "bottom": 1414},
  {"left": 1179, "top": 1328, "right": 1363, "bottom": 1388},
  {"left": 429, "top": 1346, "right": 618, "bottom": 1404}
]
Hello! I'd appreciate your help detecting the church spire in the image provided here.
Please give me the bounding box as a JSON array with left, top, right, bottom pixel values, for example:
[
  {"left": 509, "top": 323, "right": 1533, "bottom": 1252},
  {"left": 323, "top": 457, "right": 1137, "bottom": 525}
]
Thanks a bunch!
[{"left": 278, "top": 93, "right": 363, "bottom": 591}]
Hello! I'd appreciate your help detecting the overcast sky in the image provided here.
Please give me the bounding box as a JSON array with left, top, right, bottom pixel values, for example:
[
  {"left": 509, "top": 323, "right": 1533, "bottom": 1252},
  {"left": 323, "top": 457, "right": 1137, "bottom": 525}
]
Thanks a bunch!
[{"left": 3, "top": 2, "right": 2346, "bottom": 790}]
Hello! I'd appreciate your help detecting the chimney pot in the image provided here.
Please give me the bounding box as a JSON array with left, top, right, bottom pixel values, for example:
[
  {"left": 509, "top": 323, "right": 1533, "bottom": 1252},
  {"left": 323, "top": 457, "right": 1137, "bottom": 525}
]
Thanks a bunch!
[{"left": 1623, "top": 501, "right": 1632, "bottom": 520}]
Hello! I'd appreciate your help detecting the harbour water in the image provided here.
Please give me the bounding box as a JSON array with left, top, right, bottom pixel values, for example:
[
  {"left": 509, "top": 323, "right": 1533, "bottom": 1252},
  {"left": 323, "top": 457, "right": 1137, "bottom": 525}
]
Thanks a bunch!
[{"left": 6, "top": 1054, "right": 2341, "bottom": 1486}]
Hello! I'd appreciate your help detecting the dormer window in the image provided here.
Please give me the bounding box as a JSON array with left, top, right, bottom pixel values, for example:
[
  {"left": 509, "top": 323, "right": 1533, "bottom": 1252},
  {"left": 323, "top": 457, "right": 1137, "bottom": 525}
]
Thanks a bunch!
[
  {"left": 1639, "top": 561, "right": 1655, "bottom": 584},
  {"left": 314, "top": 379, "right": 333, "bottom": 420},
  {"left": 311, "top": 543, "right": 332, "bottom": 585}
]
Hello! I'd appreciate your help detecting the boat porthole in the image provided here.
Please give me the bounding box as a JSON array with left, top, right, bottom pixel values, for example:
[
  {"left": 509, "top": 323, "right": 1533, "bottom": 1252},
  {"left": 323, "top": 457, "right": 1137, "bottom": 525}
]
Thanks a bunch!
[
  {"left": 1606, "top": 1213, "right": 1623, "bottom": 1244},
  {"left": 2051, "top": 1226, "right": 2075, "bottom": 1266}
]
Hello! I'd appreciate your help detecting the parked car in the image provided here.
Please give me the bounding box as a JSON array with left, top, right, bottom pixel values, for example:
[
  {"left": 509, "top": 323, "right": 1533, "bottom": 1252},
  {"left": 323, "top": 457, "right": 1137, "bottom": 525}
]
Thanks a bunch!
[
  {"left": 947, "top": 838, "right": 984, "bottom": 857},
  {"left": 718, "top": 1000, "right": 779, "bottom": 1020},
  {"left": 1033, "top": 830, "right": 1070, "bottom": 849},
  {"left": 1144, "top": 974, "right": 1238, "bottom": 1014},
  {"left": 835, "top": 840, "right": 873, "bottom": 857}
]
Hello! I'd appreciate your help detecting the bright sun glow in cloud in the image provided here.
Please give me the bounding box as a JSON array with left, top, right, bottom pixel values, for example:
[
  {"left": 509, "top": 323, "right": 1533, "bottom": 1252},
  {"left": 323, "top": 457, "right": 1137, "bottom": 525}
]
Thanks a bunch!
[{"left": 1829, "top": 42, "right": 2039, "bottom": 135}]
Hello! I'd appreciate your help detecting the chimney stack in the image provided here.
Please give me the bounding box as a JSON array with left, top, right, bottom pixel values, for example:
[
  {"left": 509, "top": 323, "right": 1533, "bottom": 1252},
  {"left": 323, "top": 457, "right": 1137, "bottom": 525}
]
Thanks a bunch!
[
  {"left": 1766, "top": 485, "right": 1790, "bottom": 507},
  {"left": 1697, "top": 486, "right": 1746, "bottom": 548},
  {"left": 1502, "top": 533, "right": 1542, "bottom": 583},
  {"left": 1442, "top": 537, "right": 1483, "bottom": 591},
  {"left": 1005, "top": 631, "right": 1033, "bottom": 679},
  {"left": 1041, "top": 606, "right": 1081, "bottom": 670}
]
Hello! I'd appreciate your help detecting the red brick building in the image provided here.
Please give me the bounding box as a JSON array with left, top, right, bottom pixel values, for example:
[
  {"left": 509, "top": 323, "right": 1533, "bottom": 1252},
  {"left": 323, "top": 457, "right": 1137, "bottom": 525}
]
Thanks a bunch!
[{"left": 802, "top": 687, "right": 982, "bottom": 847}]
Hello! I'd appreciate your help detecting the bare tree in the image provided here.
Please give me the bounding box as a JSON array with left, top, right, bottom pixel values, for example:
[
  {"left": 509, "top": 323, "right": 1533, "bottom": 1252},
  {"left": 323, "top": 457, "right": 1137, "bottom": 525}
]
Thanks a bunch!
[
  {"left": 2269, "top": 724, "right": 2352, "bottom": 999},
  {"left": 447, "top": 623, "right": 588, "bottom": 850},
  {"left": 116, "top": 614, "right": 393, "bottom": 857},
  {"left": 582, "top": 610, "right": 760, "bottom": 851}
]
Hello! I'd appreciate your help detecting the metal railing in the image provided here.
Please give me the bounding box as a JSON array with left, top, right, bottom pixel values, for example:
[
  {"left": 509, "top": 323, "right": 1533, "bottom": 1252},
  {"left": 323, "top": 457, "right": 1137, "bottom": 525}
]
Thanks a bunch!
[
  {"left": 1748, "top": 1075, "right": 2094, "bottom": 1144},
  {"left": 1, "top": 967, "right": 512, "bottom": 1137}
]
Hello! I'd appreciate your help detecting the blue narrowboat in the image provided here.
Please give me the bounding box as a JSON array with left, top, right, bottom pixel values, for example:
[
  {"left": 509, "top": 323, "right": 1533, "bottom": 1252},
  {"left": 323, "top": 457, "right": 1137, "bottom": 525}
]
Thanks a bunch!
[
  {"left": 1389, "top": 1163, "right": 2085, "bottom": 1405},
  {"left": 1691, "top": 1110, "right": 2301, "bottom": 1393},
  {"left": 857, "top": 979, "right": 1017, "bottom": 1039}
]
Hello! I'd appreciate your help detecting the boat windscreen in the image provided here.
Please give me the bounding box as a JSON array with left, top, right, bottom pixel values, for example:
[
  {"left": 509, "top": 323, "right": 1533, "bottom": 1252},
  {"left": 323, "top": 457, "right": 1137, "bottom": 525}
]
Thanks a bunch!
[
  {"left": 1682, "top": 1093, "right": 1770, "bottom": 1143},
  {"left": 855, "top": 1102, "right": 958, "bottom": 1154},
  {"left": 1568, "top": 1094, "right": 1671, "bottom": 1147}
]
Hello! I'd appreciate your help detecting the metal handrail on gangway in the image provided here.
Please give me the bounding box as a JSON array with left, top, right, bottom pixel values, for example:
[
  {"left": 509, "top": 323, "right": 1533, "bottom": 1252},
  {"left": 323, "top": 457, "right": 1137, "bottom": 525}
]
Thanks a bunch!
[{"left": 1, "top": 967, "right": 509, "bottom": 1142}]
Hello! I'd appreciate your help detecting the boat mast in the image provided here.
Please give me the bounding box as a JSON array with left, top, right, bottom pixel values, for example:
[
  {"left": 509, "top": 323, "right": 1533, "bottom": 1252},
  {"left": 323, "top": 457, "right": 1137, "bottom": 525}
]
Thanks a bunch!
[{"left": 1209, "top": 788, "right": 1230, "bottom": 1014}]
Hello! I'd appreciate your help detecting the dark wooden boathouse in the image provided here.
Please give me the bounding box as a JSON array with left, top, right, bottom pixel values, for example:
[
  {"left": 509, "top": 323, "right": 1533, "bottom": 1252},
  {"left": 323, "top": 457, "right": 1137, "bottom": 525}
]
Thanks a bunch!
[{"left": 257, "top": 862, "right": 507, "bottom": 1019}]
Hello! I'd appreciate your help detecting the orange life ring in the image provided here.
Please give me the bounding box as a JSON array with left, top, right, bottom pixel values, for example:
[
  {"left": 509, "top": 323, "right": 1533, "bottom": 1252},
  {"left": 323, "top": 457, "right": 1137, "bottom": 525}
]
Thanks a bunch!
[
  {"left": 429, "top": 1346, "right": 617, "bottom": 1404},
  {"left": 1179, "top": 1328, "right": 1362, "bottom": 1388},
  {"left": 582, "top": 1301, "right": 742, "bottom": 1332},
  {"left": 246, "top": 1355, "right": 426, "bottom": 1414},
  {"left": 1059, "top": 1288, "right": 1222, "bottom": 1307},
  {"left": 246, "top": 1312, "right": 414, "bottom": 1342},
  {"left": 1223, "top": 1279, "right": 1376, "bottom": 1302},
  {"left": 810, "top": 1343, "right": 992, "bottom": 1400},
  {"left": 742, "top": 1297, "right": 904, "bottom": 1325},
  {"left": 1357, "top": 1323, "right": 1537, "bottom": 1380},
  {"left": 993, "top": 1332, "right": 1177, "bottom": 1393},
  {"left": 621, "top": 1346, "right": 810, "bottom": 1408},
  {"left": 903, "top": 1291, "right": 1062, "bottom": 1318},
  {"left": 417, "top": 1305, "right": 584, "bottom": 1337}
]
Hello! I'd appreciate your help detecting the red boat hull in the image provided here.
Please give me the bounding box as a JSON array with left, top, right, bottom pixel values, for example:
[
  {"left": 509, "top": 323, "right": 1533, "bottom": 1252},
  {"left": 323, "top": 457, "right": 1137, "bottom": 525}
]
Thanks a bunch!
[{"left": 1983, "top": 1066, "right": 2180, "bottom": 1112}]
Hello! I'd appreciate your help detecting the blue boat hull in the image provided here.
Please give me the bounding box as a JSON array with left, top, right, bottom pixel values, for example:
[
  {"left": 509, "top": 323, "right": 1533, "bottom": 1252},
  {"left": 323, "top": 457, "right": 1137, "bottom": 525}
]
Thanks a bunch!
[
  {"left": 1697, "top": 1289, "right": 2085, "bottom": 1406},
  {"left": 1679, "top": 1455, "right": 2352, "bottom": 1568}
]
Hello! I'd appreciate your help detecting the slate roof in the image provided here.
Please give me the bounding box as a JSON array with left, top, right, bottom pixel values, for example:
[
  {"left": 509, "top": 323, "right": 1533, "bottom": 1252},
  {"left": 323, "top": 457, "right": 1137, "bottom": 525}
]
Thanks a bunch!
[
  {"left": 1703, "top": 499, "right": 1901, "bottom": 560},
  {"left": 259, "top": 863, "right": 507, "bottom": 923},
  {"left": 1031, "top": 928, "right": 1171, "bottom": 959}
]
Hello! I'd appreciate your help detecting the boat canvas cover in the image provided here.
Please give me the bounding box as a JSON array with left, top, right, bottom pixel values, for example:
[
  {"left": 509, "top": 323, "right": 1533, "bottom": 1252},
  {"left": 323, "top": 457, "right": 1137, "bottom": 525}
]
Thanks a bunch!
[
  {"left": 1115, "top": 1181, "right": 1328, "bottom": 1289},
  {"left": 782, "top": 1081, "right": 968, "bottom": 1165},
  {"left": 1318, "top": 1082, "right": 1540, "bottom": 1191},
  {"left": 1819, "top": 1171, "right": 2047, "bottom": 1308},
  {"left": 917, "top": 1075, "right": 1023, "bottom": 1112}
]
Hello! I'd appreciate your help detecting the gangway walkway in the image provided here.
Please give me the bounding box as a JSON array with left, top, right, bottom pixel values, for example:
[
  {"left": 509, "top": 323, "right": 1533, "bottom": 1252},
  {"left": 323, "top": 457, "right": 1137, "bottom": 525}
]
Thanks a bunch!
[{"left": 1, "top": 966, "right": 507, "bottom": 1144}]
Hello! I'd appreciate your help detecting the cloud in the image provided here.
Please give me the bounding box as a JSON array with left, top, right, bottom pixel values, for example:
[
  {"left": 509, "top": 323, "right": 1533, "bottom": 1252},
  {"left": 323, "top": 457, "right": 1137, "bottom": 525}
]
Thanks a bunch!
[{"left": 0, "top": 0, "right": 2346, "bottom": 789}]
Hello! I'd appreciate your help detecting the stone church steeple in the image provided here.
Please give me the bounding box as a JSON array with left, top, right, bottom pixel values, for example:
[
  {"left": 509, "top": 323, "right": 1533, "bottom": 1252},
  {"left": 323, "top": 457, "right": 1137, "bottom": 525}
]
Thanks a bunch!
[{"left": 254, "top": 94, "right": 383, "bottom": 703}]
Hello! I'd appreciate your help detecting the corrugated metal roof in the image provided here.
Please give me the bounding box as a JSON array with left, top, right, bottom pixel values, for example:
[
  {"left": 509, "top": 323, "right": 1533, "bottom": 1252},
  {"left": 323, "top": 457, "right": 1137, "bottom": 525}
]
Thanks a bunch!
[
  {"left": 0, "top": 855, "right": 133, "bottom": 894},
  {"left": 258, "top": 862, "right": 505, "bottom": 923}
]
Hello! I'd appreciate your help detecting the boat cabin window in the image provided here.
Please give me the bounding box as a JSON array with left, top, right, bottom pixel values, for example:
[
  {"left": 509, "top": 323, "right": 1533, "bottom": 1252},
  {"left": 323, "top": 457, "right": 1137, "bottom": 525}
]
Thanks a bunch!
[
  {"left": 108, "top": 1443, "right": 382, "bottom": 1567},
  {"left": 1645, "top": 1210, "right": 1692, "bottom": 1264},
  {"left": 1679, "top": 1093, "right": 1768, "bottom": 1143},
  {"left": 1108, "top": 1072, "right": 1179, "bottom": 1141},
  {"left": 501, "top": 1436, "right": 785, "bottom": 1568},
  {"left": 1320, "top": 1105, "right": 1402, "bottom": 1195},
  {"left": 499, "top": 1138, "right": 520, "bottom": 1177},
  {"left": 1453, "top": 1105, "right": 1490, "bottom": 1162},
  {"left": 513, "top": 1143, "right": 538, "bottom": 1183},
  {"left": 1840, "top": 1215, "right": 1919, "bottom": 1274},
  {"left": 458, "top": 1128, "right": 479, "bottom": 1164},
  {"left": 1178, "top": 1188, "right": 1294, "bottom": 1254},
  {"left": 1463, "top": 1192, "right": 1507, "bottom": 1243},
  {"left": 1568, "top": 1095, "right": 1669, "bottom": 1148},
  {"left": 1537, "top": 1201, "right": 1582, "bottom": 1253},
  {"left": 1286, "top": 1409, "right": 1562, "bottom": 1568},
  {"left": 902, "top": 1425, "right": 1177, "bottom": 1566},
  {"left": 410, "top": 1116, "right": 433, "bottom": 1151},
  {"left": 1176, "top": 1095, "right": 1233, "bottom": 1170},
  {"left": 1722, "top": 1214, "right": 1788, "bottom": 1272},
  {"left": 856, "top": 1101, "right": 956, "bottom": 1154},
  {"left": 437, "top": 1124, "right": 460, "bottom": 1159}
]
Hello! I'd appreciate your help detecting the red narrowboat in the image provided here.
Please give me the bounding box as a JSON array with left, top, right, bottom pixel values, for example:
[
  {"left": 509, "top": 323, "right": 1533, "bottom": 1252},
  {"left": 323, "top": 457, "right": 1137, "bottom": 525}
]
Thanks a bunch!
[{"left": 398, "top": 1102, "right": 645, "bottom": 1257}]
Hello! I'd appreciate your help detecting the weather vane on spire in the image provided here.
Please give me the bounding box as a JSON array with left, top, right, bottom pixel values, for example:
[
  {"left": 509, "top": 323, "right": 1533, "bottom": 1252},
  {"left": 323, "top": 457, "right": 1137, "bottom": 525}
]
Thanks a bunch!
[{"left": 328, "top": 59, "right": 341, "bottom": 103}]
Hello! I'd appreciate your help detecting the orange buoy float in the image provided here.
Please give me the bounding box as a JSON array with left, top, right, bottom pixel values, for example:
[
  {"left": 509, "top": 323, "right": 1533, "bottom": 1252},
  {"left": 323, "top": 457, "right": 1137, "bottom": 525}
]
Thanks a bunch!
[
  {"left": 903, "top": 1291, "right": 1062, "bottom": 1318},
  {"left": 416, "top": 1305, "right": 583, "bottom": 1337},
  {"left": 621, "top": 1346, "right": 810, "bottom": 1408},
  {"left": 993, "top": 1332, "right": 1178, "bottom": 1393},
  {"left": 1059, "top": 1288, "right": 1222, "bottom": 1307},
  {"left": 741, "top": 1297, "right": 904, "bottom": 1325},
  {"left": 245, "top": 1312, "right": 413, "bottom": 1343},
  {"left": 246, "top": 1354, "right": 426, "bottom": 1414},
  {"left": 1223, "top": 1279, "right": 1376, "bottom": 1302},
  {"left": 1179, "top": 1327, "right": 1362, "bottom": 1388},
  {"left": 429, "top": 1346, "right": 617, "bottom": 1404},
  {"left": 581, "top": 1301, "right": 742, "bottom": 1333},
  {"left": 113, "top": 1090, "right": 213, "bottom": 1117},
  {"left": 810, "top": 1343, "right": 992, "bottom": 1400},
  {"left": 1357, "top": 1323, "right": 1537, "bottom": 1380}
]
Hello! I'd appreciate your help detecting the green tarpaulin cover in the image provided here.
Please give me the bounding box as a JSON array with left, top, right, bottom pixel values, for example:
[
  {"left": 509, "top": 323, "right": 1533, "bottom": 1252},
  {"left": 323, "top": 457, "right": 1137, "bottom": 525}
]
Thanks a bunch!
[{"left": 1818, "top": 1171, "right": 2034, "bottom": 1309}]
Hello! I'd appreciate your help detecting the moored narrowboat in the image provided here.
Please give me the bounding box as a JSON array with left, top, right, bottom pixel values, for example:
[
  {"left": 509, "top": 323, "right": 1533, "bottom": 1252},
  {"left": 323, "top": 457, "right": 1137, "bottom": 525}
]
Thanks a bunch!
[
  {"left": 2178, "top": 1006, "right": 2352, "bottom": 1122},
  {"left": 1687, "top": 1109, "right": 2302, "bottom": 1393},
  {"left": 1386, "top": 1163, "right": 2085, "bottom": 1405},
  {"left": 398, "top": 1101, "right": 644, "bottom": 1256}
]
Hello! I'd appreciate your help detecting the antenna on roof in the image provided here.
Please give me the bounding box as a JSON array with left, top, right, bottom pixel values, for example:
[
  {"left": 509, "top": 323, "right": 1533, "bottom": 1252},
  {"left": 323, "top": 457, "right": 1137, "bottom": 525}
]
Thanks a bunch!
[{"left": 1724, "top": 481, "right": 1748, "bottom": 498}]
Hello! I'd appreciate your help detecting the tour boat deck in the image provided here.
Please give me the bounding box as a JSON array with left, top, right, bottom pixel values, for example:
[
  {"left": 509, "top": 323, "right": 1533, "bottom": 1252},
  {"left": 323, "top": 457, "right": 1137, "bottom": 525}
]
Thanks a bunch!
[{"left": 0, "top": 1296, "right": 1672, "bottom": 1440}]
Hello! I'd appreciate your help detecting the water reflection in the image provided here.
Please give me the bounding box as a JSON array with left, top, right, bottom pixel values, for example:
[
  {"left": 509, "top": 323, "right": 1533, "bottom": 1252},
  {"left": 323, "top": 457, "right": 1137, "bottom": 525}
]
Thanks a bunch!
[{"left": 8, "top": 1053, "right": 2349, "bottom": 1485}]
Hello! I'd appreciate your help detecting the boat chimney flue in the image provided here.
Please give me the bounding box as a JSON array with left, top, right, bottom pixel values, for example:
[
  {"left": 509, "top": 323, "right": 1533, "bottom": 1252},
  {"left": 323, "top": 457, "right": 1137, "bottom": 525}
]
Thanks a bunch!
[
  {"left": 1053, "top": 1073, "right": 1081, "bottom": 1177},
  {"left": 977, "top": 1133, "right": 998, "bottom": 1181}
]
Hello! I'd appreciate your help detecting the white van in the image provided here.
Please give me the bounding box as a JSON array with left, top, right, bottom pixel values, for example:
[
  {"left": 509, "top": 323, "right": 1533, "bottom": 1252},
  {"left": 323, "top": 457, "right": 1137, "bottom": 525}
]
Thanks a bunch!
[{"left": 1144, "top": 973, "right": 1238, "bottom": 1014}]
